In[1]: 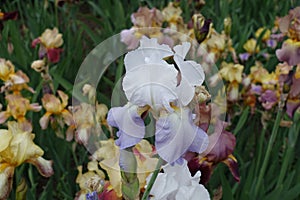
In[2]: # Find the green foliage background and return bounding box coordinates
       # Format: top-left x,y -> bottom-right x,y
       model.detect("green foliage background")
1,0 -> 300,199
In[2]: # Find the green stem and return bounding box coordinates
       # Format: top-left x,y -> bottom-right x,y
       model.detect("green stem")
142,157 -> 164,200
254,109 -> 282,197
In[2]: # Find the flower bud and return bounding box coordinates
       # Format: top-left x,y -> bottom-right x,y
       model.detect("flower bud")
82,84 -> 96,103
224,17 -> 232,36
193,14 -> 212,44
31,60 -> 46,72
0,59 -> 15,81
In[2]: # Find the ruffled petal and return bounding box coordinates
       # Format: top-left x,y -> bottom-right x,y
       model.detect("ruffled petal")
163,160 -> 194,185
149,172 -> 178,199
123,64 -> 178,111
174,42 -> 205,86
120,28 -> 140,50
155,108 -> 208,163
124,37 -> 173,72
8,125 -> 44,166
276,40 -> 300,66
107,104 -> 145,149
173,42 -> 190,58
172,43 -> 205,106
0,130 -> 12,151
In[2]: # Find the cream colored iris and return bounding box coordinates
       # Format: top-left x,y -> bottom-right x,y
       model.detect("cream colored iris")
0,122 -> 53,199
39,27 -> 63,48
39,90 -> 73,130
243,38 -> 260,54
0,59 -> 14,81
92,139 -> 158,197
219,62 -> 244,83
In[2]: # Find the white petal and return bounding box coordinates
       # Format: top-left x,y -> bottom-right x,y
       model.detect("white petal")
149,173 -> 178,199
124,37 -> 173,72
123,64 -> 178,111
163,160 -> 192,185
173,42 -> 191,58
176,184 -> 210,200
174,55 -> 205,86
175,77 -> 195,106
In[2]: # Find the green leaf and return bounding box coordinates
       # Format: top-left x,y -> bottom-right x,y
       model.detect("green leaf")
219,169 -> 234,200
234,106 -> 250,135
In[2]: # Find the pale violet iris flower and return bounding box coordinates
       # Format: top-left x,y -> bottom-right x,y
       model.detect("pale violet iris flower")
147,159 -> 210,200
107,37 -> 208,164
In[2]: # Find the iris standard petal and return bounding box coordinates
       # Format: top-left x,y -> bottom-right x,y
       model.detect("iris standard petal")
276,40 -> 300,66
173,42 -> 205,86
107,104 -> 145,149
172,43 -> 205,106
0,129 -> 12,151
163,160 -> 195,185
175,77 -> 195,106
123,64 -> 178,111
173,42 -> 190,58
124,37 -> 173,72
149,173 -> 178,199
155,108 -> 208,163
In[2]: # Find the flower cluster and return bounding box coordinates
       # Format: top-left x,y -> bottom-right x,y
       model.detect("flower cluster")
0,58 -> 40,132
121,2 -> 210,49
119,2 -> 241,193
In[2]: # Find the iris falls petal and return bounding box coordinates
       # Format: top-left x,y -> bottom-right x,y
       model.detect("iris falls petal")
107,104 -> 145,149
155,108 -> 208,163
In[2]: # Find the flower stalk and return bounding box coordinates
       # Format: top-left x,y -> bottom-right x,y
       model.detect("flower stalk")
141,157 -> 164,200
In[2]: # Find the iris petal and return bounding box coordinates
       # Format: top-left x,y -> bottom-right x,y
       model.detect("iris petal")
107,104 -> 145,149
123,64 -> 178,111
155,108 -> 208,163
174,42 -> 205,86
172,42 -> 205,106
124,37 -> 173,72
175,77 -> 195,106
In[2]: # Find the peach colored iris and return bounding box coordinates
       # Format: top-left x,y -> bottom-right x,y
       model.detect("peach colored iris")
39,90 -> 73,131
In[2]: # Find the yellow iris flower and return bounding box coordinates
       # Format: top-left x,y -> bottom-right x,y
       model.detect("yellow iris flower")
0,122 -> 53,199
